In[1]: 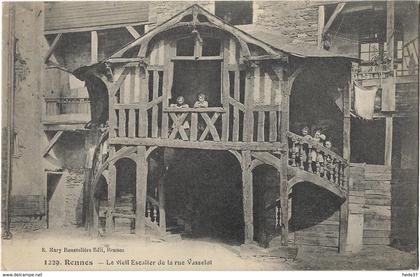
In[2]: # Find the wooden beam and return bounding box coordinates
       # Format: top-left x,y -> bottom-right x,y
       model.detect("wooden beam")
242,150 -> 254,243
44,33 -> 62,64
322,3 -> 346,37
42,131 -> 64,157
109,137 -> 286,152
317,5 -> 325,48
126,26 -> 141,39
91,31 -> 98,64
384,116 -> 393,166
105,146 -> 116,234
136,146 -> 148,237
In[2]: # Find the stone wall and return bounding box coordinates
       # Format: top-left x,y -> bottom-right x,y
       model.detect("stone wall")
147,1 -> 319,46
253,1 -> 318,45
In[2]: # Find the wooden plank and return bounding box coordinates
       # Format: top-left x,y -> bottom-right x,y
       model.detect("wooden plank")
135,146 -> 148,236
199,112 -> 221,141
269,111 -> 277,142
384,116 -> 393,166
257,111 -> 265,142
118,108 -> 126,137
161,39 -> 173,139
128,109 -> 136,138
222,38 -> 230,142
91,31 -> 98,64
322,3 -> 346,37
242,150 -> 253,243
228,97 -> 245,111
317,5 -> 325,48
233,69 -> 241,142
190,112 -> 198,141
138,69 -> 148,137
244,69 -> 254,142
44,33 -> 62,63
106,148 -> 116,233
126,25 -> 141,39
152,71 -> 159,138
110,137 -> 286,152
42,130 -> 64,157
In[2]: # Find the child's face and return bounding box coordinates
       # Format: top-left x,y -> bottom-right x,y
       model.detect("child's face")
314,130 -> 321,138
198,95 -> 205,102
302,128 -> 309,136
177,97 -> 184,104
325,141 -> 332,148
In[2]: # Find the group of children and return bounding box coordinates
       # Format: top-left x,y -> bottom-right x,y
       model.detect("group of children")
170,93 -> 209,108
301,126 -> 333,150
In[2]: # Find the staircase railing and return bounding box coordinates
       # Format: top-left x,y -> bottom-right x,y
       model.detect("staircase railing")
287,132 -> 348,191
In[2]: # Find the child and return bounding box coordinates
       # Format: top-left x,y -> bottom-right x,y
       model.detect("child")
301,126 -> 312,139
170,96 -> 189,108
194,93 -> 209,108
313,129 -> 326,144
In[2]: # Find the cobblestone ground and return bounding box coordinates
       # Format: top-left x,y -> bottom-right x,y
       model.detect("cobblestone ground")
1,227 -> 417,271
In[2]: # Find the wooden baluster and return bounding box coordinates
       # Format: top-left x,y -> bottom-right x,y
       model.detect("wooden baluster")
318,151 -> 325,178
290,140 -> 296,166
153,206 -> 158,224
334,159 -> 339,184
315,150 -> 321,175
325,155 -> 331,181
340,162 -> 345,188
190,112 -> 198,141
307,145 -> 313,173
146,201 -> 150,218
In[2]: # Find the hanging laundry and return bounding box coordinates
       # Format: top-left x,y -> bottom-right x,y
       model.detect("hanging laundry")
354,82 -> 377,120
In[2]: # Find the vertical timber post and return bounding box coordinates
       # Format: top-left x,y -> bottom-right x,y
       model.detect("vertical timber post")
339,69 -> 352,253
136,146 -> 148,237
158,157 -> 166,232
242,150 -> 253,243
106,146 -> 116,234
280,69 -> 290,246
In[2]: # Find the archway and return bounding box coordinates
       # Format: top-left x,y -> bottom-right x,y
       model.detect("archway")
162,148 -> 244,244
289,181 -> 344,250
113,157 -> 137,233
252,164 -> 281,248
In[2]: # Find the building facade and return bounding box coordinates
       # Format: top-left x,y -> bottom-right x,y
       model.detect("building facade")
2,1 -> 418,254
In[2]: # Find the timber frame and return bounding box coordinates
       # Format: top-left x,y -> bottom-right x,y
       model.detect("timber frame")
79,5 -> 354,251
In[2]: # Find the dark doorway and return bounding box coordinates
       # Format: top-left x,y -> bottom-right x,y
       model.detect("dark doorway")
164,149 -> 244,244
46,172 -> 63,229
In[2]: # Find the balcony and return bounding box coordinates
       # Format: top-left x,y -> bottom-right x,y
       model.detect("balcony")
43,97 -> 91,129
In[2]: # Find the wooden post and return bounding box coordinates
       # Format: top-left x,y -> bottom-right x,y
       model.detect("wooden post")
91,31 -> 98,64
244,68 -> 254,142
136,146 -> 148,237
2,2 -> 15,240
385,116 -> 393,166
317,5 -> 325,48
158,168 -> 166,233
280,71 -> 290,246
106,147 -> 116,234
339,75 -> 352,253
241,150 -> 254,243
384,1 -> 395,167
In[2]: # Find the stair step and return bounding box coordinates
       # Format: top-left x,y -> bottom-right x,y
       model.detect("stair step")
163,233 -> 182,241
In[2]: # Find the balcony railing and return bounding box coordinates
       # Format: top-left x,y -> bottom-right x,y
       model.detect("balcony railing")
44,97 -> 91,124
287,131 -> 348,191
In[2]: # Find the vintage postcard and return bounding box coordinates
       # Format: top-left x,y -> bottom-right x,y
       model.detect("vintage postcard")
1,0 -> 418,272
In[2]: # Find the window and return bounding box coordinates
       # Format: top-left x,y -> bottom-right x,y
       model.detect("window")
215,1 -> 253,25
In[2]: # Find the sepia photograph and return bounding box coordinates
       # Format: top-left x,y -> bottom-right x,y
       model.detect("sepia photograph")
1,0 -> 419,272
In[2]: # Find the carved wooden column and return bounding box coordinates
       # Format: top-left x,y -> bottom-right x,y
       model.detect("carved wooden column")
242,150 -> 254,243
136,146 -> 148,237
